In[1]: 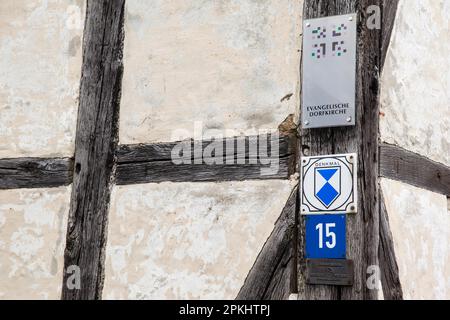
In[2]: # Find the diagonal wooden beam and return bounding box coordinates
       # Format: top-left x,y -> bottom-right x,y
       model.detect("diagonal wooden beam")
236,186 -> 298,300
380,0 -> 399,71
378,189 -> 403,300
0,157 -> 73,189
61,0 -> 125,300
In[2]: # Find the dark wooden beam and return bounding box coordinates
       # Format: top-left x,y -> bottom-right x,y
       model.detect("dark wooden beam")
237,187 -> 298,300
61,0 -> 125,300
0,157 -> 73,189
379,190 -> 403,300
298,0 -> 383,300
116,134 -> 297,185
380,143 -> 450,196
0,133 -> 297,190
116,160 -> 293,184
116,134 -> 295,163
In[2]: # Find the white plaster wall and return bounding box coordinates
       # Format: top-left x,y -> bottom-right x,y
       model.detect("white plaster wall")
0,186 -> 71,300
380,0 -> 450,165
381,179 -> 449,300
0,0 -> 85,158
103,180 -> 296,300
119,0 -> 302,144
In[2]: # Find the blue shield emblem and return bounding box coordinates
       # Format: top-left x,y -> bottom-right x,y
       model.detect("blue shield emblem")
314,167 -> 341,208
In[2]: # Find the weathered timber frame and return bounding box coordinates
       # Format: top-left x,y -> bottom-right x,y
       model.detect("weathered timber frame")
115,133 -> 297,184
297,0 -> 398,300
60,0 -> 126,300
0,0 -> 449,300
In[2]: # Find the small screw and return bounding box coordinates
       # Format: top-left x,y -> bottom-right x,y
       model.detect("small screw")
349,17 -> 353,21
304,121 -> 310,126
350,206 -> 356,211
306,23 -> 311,27
346,117 -> 352,123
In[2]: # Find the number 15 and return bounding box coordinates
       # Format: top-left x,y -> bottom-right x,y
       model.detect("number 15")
316,223 -> 336,249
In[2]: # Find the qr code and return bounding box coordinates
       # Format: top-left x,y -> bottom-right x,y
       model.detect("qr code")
310,23 -> 349,59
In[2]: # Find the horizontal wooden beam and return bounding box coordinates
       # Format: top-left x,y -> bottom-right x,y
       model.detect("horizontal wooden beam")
2,142 -> 448,194
115,134 -> 297,185
0,135 -> 297,189
116,134 -> 295,162
0,157 -> 73,190
379,143 -> 450,195
237,187 -> 297,300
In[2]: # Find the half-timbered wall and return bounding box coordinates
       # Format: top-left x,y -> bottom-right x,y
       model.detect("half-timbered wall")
0,0 -> 448,300
103,0 -> 302,299
379,0 -> 449,299
0,0 -> 85,299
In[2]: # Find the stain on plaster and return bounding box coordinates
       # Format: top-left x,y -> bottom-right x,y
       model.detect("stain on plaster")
380,0 -> 450,165
103,180 -> 296,300
119,0 -> 303,144
0,186 -> 71,300
0,0 -> 85,158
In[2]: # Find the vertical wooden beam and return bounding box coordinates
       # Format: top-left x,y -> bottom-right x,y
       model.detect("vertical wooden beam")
298,0 -> 382,300
61,0 -> 125,300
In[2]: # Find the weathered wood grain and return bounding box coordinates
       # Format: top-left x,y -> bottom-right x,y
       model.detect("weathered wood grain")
0,134 -> 297,189
61,0 -> 125,300
298,0 -> 383,300
380,143 -> 450,196
237,187 -> 298,300
116,134 -> 296,184
116,159 -> 293,184
116,134 -> 296,164
379,190 -> 403,300
0,158 -> 73,189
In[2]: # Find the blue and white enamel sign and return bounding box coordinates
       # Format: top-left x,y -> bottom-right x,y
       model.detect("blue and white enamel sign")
306,214 -> 346,259
301,153 -> 357,215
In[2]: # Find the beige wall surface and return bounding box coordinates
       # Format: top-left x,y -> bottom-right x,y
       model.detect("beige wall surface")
381,179 -> 449,300
380,0 -> 450,165
0,186 -> 71,300
119,0 -> 302,144
0,0 -> 85,158
103,180 -> 296,299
